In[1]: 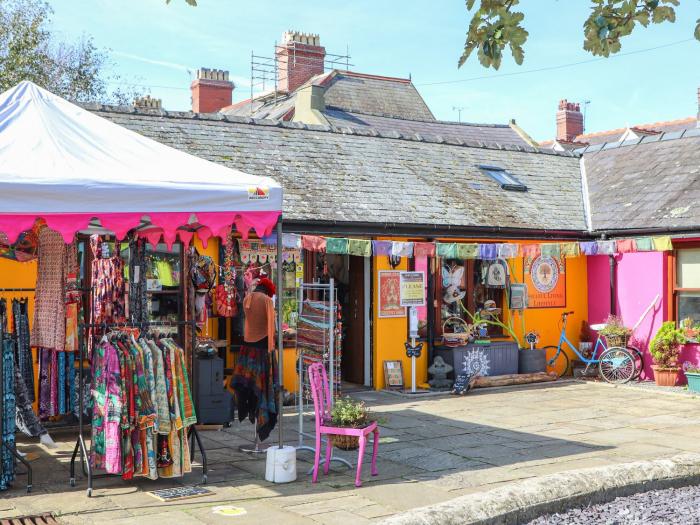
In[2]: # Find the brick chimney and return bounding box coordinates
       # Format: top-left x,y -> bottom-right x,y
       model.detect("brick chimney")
556,99 -> 584,141
190,68 -> 234,113
276,31 -> 326,93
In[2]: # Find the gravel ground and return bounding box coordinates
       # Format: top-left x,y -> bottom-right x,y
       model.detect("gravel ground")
526,484 -> 700,524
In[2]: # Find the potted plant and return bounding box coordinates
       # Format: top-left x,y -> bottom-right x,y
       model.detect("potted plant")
683,362 -> 700,393
649,321 -> 687,386
518,331 -> 546,373
680,317 -> 700,342
579,321 -> 593,359
599,315 -> 633,348
329,397 -> 374,450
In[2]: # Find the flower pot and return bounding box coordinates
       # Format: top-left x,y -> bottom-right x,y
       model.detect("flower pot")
330,434 -> 359,451
686,372 -> 700,393
652,365 -> 680,387
518,348 -> 546,374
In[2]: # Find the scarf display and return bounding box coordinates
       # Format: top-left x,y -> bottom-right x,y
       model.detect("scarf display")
89,333 -> 195,479
1,336 -> 15,491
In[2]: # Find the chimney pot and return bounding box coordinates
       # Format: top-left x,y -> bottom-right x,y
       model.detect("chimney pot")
134,95 -> 162,110
191,67 -> 234,113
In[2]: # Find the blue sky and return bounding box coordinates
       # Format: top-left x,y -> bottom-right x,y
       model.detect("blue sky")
47,0 -> 700,140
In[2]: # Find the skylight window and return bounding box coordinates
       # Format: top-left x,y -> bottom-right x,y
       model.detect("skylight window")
478,165 -> 527,192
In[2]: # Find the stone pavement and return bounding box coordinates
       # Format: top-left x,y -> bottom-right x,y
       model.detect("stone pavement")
3,380 -> 700,524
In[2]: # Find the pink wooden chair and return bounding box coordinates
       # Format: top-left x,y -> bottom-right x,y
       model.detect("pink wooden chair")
308,362 -> 379,487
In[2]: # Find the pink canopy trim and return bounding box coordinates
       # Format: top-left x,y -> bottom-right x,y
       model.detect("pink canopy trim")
0,210 -> 280,244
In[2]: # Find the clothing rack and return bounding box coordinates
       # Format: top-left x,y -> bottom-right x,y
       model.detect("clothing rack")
69,319 -> 207,497
0,291 -> 34,493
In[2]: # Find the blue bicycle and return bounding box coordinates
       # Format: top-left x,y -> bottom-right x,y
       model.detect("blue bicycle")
544,311 -> 638,383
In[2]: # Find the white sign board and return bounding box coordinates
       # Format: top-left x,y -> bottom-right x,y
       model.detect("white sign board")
399,271 -> 426,307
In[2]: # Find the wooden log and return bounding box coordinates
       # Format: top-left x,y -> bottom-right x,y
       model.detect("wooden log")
473,372 -> 557,388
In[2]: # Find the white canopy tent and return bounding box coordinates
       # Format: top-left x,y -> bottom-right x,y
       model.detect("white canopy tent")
0,81 -> 287,456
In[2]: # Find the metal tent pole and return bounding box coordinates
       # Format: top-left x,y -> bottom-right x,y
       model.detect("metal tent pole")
276,219 -> 284,449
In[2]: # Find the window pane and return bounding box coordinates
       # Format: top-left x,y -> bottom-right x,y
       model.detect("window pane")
678,291 -> 700,325
677,248 -> 700,288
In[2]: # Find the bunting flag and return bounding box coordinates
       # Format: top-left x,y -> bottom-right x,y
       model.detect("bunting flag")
242,233 -> 675,260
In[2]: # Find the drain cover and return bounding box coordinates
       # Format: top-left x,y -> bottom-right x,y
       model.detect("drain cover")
1,513 -> 59,525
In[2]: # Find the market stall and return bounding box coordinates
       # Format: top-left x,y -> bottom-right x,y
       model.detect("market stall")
0,81 -> 284,495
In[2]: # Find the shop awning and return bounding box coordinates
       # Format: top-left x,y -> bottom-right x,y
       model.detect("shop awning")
0,81 -> 282,243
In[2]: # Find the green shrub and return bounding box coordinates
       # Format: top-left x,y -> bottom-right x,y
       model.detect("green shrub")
330,397 -> 371,428
650,321 -> 687,368
598,315 -> 632,338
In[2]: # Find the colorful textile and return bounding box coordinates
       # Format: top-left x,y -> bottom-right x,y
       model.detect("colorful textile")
580,241 -> 598,256
301,235 -> 326,253
455,243 -> 479,259
391,241 -> 414,257
14,365 -> 45,438
596,240 -> 616,255
478,244 -> 497,260
413,242 -> 436,258
282,233 -> 301,249
31,225 -> 67,350
616,239 -> 636,253
147,340 -> 171,434
540,244 -> 561,258
12,299 -> 33,401
521,244 -> 541,259
348,239 -> 372,257
560,242 -> 581,258
652,236 -> 673,251
57,351 -> 66,415
326,237 -> 349,255
634,237 -> 653,251
371,240 -> 392,256
227,342 -> 278,442
164,339 -> 197,428
498,244 -> 520,259
38,348 -> 50,420
89,236 -> 126,353
436,243 -> 456,259
90,340 -> 123,474
0,224 -> 40,262
1,337 -> 16,491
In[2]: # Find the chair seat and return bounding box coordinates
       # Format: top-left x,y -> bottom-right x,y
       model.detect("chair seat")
319,420 -> 377,437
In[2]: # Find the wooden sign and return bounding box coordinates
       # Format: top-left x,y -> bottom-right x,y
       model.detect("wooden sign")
148,486 -> 213,502
383,360 -> 404,389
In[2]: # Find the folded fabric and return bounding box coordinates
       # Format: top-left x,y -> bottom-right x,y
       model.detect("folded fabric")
579,241 -> 598,256
541,244 -> 561,258
497,244 -> 519,259
616,239 -> 635,253
521,244 -> 541,259
282,233 -> 301,249
455,243 -> 479,259
391,241 -> 414,257
348,239 -> 372,257
326,237 -> 349,254
634,237 -> 653,251
596,240 -> 616,255
301,235 -> 326,253
372,240 -> 392,256
478,244 -> 498,260
413,242 -> 436,258
560,242 -> 580,258
652,236 -> 673,251
436,243 -> 456,259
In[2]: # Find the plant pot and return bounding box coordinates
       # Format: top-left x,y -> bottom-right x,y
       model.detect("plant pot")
518,348 -> 546,374
330,434 -> 360,451
652,365 -> 680,387
686,372 -> 700,393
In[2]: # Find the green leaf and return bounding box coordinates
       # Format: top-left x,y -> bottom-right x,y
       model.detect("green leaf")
695,18 -> 700,41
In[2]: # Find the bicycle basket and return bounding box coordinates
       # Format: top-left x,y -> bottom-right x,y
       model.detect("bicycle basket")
605,334 -> 630,347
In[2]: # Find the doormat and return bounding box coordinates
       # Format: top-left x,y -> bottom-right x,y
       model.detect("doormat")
212,505 -> 248,517
1,513 -> 58,525
147,485 -> 213,502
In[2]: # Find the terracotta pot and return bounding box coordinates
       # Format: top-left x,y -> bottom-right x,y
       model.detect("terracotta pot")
651,365 -> 680,387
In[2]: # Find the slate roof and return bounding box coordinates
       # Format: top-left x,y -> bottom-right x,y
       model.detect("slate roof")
224,70 -> 435,122
86,105 -> 587,233
322,109 -> 531,147
575,116 -> 697,146
583,129 -> 700,231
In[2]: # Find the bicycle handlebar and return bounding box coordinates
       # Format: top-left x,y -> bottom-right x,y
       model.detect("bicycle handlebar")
561,311 -> 575,318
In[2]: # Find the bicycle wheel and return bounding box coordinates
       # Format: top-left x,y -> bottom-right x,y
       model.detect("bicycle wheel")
543,346 -> 570,377
626,345 -> 644,380
599,347 -> 636,383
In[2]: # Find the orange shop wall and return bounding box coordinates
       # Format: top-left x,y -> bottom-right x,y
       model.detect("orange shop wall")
371,239 -> 589,391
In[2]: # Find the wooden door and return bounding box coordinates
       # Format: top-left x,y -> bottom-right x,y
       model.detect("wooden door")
342,256 -> 365,384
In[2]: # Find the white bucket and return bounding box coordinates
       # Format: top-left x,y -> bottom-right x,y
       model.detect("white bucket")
264,445 -> 297,483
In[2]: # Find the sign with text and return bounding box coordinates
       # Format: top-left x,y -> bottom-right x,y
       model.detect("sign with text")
378,270 -> 404,318
399,271 -> 426,307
